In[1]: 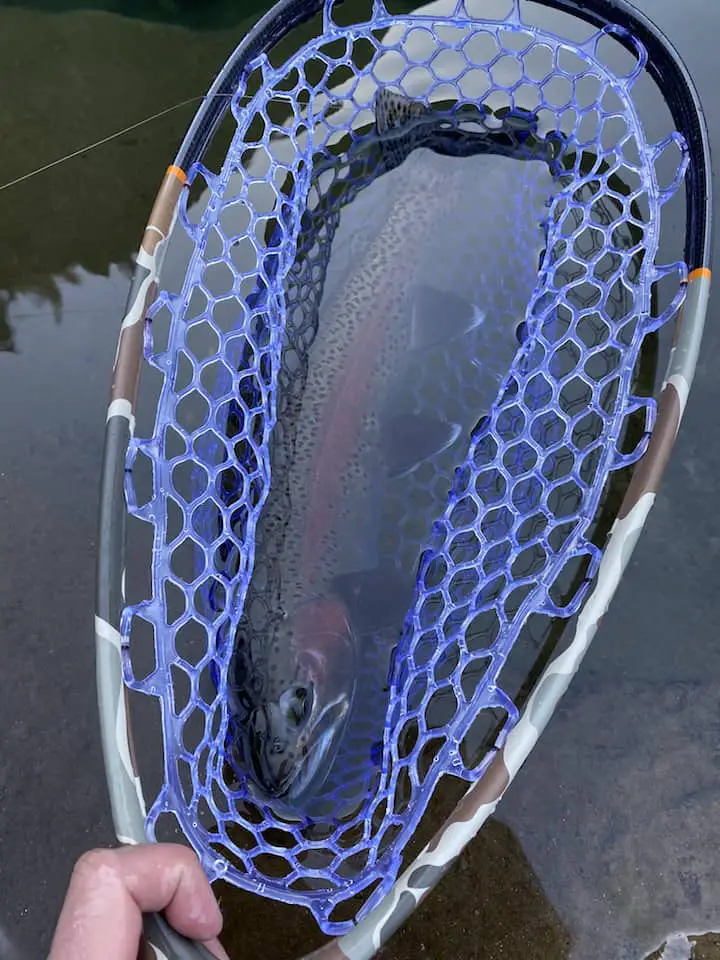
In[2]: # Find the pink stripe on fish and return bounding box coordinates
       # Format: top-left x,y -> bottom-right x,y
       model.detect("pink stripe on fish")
300,276 -> 399,582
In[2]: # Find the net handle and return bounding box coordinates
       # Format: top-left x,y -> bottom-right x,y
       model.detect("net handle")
95,0 -> 712,958
143,914 -> 218,960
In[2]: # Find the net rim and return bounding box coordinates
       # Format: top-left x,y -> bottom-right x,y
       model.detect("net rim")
95,0 -> 712,957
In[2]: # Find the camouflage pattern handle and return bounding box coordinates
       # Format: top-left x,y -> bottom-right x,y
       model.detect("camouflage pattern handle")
95,165 -> 217,960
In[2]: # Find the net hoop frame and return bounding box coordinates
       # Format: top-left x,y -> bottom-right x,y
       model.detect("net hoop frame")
95,0 -> 712,957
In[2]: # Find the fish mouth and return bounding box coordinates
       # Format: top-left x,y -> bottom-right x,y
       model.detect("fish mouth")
246,693 -> 351,806
284,696 -> 351,804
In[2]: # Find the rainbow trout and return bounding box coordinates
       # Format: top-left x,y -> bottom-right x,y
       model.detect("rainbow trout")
230,90 -> 537,806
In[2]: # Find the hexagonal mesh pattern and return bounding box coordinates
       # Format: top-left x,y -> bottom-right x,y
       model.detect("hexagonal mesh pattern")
122,0 -> 688,934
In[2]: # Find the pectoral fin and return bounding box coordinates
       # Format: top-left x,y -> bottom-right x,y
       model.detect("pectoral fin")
380,412 -> 462,479
411,284 -> 486,351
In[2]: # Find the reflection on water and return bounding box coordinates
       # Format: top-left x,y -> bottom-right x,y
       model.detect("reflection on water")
1,0 -> 718,956
0,3 -> 242,348
17,0 -> 269,31
0,297 -> 13,352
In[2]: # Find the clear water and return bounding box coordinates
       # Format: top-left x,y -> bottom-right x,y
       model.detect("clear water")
1,0 -> 720,958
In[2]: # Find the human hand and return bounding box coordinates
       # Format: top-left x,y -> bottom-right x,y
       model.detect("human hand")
48,843 -> 229,960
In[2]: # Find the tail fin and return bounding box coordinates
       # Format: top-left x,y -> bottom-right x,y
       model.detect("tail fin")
374,89 -> 434,170
375,88 -> 432,135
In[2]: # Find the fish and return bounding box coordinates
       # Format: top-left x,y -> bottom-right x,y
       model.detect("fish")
226,89 -> 512,809
227,88 -> 550,809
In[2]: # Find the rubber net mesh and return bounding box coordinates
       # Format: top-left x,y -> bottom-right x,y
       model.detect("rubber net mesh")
122,0 -> 688,933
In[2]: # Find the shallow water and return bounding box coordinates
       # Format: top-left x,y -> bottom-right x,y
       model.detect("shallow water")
1,1 -> 720,958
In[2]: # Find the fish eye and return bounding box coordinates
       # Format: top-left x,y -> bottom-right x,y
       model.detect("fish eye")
279,684 -> 313,727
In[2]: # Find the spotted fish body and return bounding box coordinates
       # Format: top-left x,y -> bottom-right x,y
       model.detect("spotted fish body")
239,164 -> 464,803
231,90 -> 536,807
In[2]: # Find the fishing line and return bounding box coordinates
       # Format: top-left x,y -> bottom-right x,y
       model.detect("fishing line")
0,93 -> 250,193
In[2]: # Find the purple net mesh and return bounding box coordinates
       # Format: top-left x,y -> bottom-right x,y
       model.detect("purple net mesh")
121,0 -> 688,934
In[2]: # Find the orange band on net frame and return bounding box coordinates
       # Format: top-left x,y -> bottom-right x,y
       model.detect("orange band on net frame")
689,267 -> 711,281
166,164 -> 188,184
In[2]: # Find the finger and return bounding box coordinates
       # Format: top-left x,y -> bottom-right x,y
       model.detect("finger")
49,844 -> 223,960
200,938 -> 231,960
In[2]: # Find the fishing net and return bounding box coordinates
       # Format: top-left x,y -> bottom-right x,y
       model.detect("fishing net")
119,0 -> 693,936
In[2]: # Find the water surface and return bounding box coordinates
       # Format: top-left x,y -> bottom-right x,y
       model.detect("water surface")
1,1 -> 720,958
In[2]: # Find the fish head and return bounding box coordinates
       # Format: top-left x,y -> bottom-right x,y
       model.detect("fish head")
245,597 -> 356,805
